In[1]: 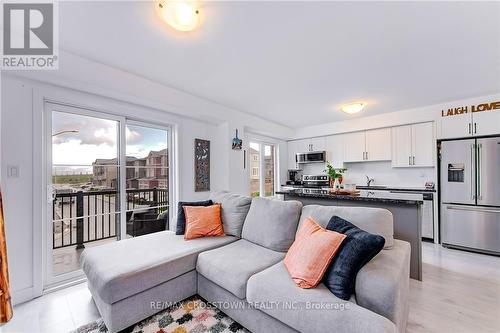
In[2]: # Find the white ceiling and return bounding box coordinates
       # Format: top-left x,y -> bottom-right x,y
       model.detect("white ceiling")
59,1 -> 500,128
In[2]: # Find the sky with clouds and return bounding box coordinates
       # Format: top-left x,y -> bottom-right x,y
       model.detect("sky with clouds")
52,112 -> 167,173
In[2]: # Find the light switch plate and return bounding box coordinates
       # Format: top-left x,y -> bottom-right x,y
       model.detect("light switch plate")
7,165 -> 19,178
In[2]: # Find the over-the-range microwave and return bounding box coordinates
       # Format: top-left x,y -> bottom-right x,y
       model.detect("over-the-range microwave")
296,151 -> 326,164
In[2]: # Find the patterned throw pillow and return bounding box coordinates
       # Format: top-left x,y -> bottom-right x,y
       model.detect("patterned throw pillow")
176,200 -> 213,235
284,217 -> 346,288
324,215 -> 385,300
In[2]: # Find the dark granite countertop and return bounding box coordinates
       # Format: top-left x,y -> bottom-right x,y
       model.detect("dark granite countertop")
282,185 -> 436,193
276,189 -> 424,205
354,186 -> 436,193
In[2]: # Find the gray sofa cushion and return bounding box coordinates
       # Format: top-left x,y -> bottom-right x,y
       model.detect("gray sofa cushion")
298,205 -> 394,249
355,239 -> 411,333
81,231 -> 237,304
196,239 -> 284,299
241,197 -> 303,252
247,261 -> 396,333
210,191 -> 252,237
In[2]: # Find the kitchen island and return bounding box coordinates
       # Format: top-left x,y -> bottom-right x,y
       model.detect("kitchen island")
277,189 -> 423,280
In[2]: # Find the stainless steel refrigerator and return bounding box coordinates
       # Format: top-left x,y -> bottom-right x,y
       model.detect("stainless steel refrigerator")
440,136 -> 500,254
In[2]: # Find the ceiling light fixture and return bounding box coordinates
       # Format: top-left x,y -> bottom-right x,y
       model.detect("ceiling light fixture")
158,1 -> 200,32
341,102 -> 366,114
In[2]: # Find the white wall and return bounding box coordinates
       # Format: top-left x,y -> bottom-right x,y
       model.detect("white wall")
292,93 -> 500,139
1,52 -> 293,305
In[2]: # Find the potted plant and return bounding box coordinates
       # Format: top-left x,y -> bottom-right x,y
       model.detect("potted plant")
324,162 -> 347,189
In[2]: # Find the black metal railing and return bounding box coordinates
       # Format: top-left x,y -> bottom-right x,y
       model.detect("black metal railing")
52,188 -> 168,249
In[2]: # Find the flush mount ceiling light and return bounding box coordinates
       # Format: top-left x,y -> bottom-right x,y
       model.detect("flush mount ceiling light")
341,102 -> 366,114
158,1 -> 200,32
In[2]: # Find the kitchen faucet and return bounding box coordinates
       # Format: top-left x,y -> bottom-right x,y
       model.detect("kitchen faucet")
366,175 -> 374,187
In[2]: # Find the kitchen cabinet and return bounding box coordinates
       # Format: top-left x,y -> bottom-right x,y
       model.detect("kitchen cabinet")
392,122 -> 434,167
437,109 -> 500,139
287,140 -> 299,169
343,131 -> 366,162
366,128 -> 392,161
344,128 -> 391,162
437,113 -> 472,139
287,137 -> 327,169
326,134 -> 345,168
473,110 -> 500,136
309,137 -> 326,152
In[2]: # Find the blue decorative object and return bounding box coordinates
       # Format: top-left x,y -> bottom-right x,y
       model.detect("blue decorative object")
232,129 -> 242,150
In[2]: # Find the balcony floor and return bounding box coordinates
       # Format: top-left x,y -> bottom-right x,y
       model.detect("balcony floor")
52,238 -> 117,276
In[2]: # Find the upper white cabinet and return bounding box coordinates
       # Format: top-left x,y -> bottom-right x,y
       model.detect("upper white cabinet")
473,110 -> 500,136
343,131 -> 365,162
287,137 -> 327,169
343,128 -> 391,162
392,122 -> 434,167
437,113 -> 472,139
412,122 -> 435,166
325,134 -> 345,168
438,109 -> 500,139
391,125 -> 413,167
287,140 -> 299,169
366,128 -> 392,161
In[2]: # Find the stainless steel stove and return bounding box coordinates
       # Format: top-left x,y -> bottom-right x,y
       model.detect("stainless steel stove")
302,175 -> 329,188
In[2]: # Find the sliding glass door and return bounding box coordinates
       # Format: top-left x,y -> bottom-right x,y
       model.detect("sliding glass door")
249,141 -> 276,197
46,103 -> 171,286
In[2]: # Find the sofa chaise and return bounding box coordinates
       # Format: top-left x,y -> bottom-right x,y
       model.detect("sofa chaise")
81,192 -> 410,333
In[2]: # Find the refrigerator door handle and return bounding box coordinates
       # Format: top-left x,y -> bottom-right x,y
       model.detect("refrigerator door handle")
477,143 -> 482,200
446,205 -> 500,214
470,143 -> 475,200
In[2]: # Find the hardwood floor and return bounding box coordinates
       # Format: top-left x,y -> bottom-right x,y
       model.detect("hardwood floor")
2,242 -> 499,332
407,242 -> 500,333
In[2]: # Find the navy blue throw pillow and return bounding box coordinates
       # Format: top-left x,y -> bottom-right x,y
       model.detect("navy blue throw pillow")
324,215 -> 385,300
176,200 -> 213,235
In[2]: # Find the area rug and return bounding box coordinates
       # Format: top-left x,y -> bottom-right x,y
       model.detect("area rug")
71,295 -> 250,333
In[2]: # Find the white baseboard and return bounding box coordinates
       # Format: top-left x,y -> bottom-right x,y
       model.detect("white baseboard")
11,287 -> 35,306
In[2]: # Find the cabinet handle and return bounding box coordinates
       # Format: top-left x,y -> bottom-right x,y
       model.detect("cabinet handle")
468,123 -> 471,134
474,123 -> 477,134
413,156 -> 415,165
365,152 -> 368,160
409,156 -> 412,166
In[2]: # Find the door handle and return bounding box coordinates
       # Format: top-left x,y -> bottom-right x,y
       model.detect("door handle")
477,143 -> 482,200
470,144 -> 475,200
446,205 -> 500,214
474,123 -> 477,134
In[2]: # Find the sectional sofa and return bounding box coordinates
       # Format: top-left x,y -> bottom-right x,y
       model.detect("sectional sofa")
81,192 -> 410,333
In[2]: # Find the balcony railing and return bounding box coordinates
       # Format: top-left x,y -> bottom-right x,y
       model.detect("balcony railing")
52,188 -> 168,249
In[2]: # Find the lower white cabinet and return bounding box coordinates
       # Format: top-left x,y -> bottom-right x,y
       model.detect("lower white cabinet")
392,122 -> 434,167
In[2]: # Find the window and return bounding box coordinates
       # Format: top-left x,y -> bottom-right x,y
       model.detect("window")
48,104 -> 171,286
249,141 -> 276,197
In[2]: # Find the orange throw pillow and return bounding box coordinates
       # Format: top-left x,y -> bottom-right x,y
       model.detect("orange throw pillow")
284,217 -> 346,288
183,204 -> 225,240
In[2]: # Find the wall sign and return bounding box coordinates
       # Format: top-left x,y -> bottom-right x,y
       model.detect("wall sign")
441,101 -> 500,117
